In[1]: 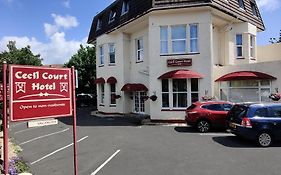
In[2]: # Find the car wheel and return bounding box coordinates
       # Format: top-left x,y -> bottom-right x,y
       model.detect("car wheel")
196,120 -> 210,133
257,132 -> 272,147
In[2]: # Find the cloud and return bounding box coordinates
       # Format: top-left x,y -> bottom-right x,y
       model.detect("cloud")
51,14 -> 78,29
62,0 -> 70,8
44,14 -> 78,37
0,14 -> 85,65
256,0 -> 280,11
0,34 -> 84,65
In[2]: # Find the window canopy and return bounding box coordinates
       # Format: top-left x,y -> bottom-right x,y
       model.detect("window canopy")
215,71 -> 276,82
94,77 -> 105,84
158,69 -> 203,79
121,83 -> 148,92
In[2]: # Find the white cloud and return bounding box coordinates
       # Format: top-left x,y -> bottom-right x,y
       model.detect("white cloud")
62,0 -> 70,8
44,23 -> 59,37
256,0 -> 280,11
51,14 -> 78,29
0,14 -> 85,65
0,35 -> 84,65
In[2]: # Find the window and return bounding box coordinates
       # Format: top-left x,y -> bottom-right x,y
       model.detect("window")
160,26 -> 168,54
269,106 -> 281,118
121,0 -> 129,15
206,104 -> 224,111
250,2 -> 257,16
136,37 -> 144,62
109,43 -> 115,64
250,35 -> 255,58
110,83 -> 116,105
191,78 -> 199,103
190,24 -> 198,53
100,84 -> 105,104
173,79 -> 188,108
99,45 -> 104,66
219,80 -> 271,103
238,0 -> 245,9
236,34 -> 243,58
96,18 -> 102,31
254,108 -> 268,117
109,10 -> 116,23
171,25 -> 186,53
162,79 -> 169,108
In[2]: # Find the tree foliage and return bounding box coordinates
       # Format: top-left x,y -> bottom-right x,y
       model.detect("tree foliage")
64,45 -> 96,94
269,30 -> 281,44
0,41 -> 43,66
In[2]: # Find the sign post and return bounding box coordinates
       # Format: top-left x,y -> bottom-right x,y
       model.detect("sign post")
3,63 -> 9,175
71,66 -> 78,175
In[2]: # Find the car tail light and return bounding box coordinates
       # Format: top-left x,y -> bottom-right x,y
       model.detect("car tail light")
241,117 -> 252,128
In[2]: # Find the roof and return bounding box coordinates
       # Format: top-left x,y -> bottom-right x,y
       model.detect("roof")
87,0 -> 264,43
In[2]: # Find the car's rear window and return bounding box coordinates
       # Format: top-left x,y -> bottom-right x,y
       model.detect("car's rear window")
228,105 -> 249,119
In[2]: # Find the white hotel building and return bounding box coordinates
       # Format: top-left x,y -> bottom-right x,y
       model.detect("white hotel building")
87,0 -> 281,122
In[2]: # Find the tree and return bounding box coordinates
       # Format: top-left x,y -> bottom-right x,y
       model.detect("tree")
65,45 -> 96,94
269,29 -> 281,44
0,41 -> 43,66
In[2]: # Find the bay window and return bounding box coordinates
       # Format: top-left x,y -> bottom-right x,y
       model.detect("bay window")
160,26 -> 168,54
136,37 -> 144,62
162,79 -> 169,108
100,84 -> 105,104
161,78 -> 200,109
250,35 -> 255,58
171,25 -> 186,53
236,34 -> 243,58
109,43 -> 115,64
219,80 -> 271,102
190,24 -> 198,53
99,45 -> 104,66
173,79 -> 188,108
110,83 -> 116,105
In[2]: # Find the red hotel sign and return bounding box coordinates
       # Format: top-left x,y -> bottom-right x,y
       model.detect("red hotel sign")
9,65 -> 73,121
167,58 -> 192,67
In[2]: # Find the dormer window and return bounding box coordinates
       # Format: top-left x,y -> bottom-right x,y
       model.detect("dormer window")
238,0 -> 245,10
250,2 -> 258,16
121,0 -> 129,15
109,10 -> 116,23
96,18 -> 102,31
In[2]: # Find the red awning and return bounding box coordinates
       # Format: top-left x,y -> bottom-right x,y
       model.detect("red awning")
94,77 -> 105,84
107,77 -> 117,84
121,83 -> 148,92
215,71 -> 276,82
158,69 -> 203,79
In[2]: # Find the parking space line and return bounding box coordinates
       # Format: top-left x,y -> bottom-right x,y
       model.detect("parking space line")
19,128 -> 70,146
91,149 -> 121,175
30,136 -> 88,165
14,127 -> 39,134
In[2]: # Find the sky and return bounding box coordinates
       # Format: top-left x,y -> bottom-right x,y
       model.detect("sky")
0,0 -> 280,65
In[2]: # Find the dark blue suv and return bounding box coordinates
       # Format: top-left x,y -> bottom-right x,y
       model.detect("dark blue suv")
227,103 -> 281,147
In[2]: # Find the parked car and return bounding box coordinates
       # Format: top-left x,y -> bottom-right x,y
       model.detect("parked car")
227,103 -> 281,147
76,93 -> 95,107
185,101 -> 233,132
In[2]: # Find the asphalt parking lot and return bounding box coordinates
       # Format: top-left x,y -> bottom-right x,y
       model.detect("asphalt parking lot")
9,108 -> 281,175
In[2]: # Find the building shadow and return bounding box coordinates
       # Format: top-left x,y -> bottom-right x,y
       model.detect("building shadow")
57,107 -> 141,127
212,136 -> 281,148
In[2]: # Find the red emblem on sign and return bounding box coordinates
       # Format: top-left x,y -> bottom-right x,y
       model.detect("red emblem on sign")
9,65 -> 73,121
